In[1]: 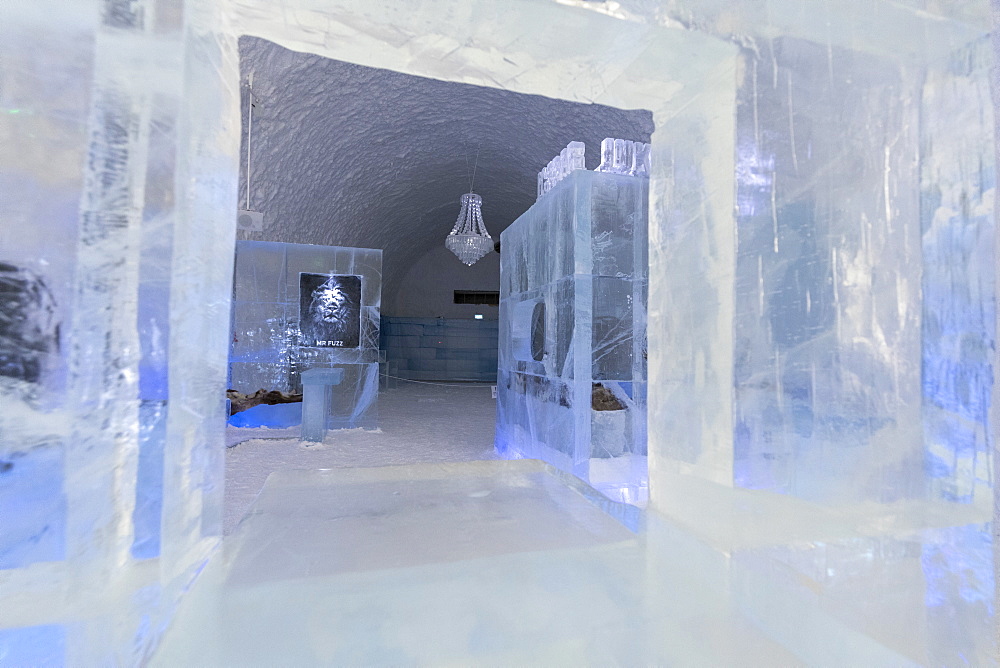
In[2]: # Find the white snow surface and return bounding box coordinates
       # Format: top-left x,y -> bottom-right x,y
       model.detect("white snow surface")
224,382 -> 498,534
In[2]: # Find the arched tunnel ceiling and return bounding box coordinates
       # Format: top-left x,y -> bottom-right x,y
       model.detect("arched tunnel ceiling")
239,36 -> 653,298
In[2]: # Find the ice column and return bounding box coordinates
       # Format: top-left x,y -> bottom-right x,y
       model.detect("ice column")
0,0 -> 239,663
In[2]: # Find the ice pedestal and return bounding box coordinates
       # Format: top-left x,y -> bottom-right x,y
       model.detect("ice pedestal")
300,367 -> 345,441
300,363 -> 378,435
497,170 -> 648,504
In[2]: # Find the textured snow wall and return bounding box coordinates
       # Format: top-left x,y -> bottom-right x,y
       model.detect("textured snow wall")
235,36 -> 654,306
231,241 -> 382,429
497,170 -> 648,504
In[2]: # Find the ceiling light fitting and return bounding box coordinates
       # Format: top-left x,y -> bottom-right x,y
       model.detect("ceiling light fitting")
445,192 -> 493,266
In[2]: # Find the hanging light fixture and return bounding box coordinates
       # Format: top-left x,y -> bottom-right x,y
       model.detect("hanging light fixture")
445,192 -> 493,266
446,145 -> 492,266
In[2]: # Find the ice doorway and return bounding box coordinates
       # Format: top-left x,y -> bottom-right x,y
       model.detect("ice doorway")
223,37 -> 654,532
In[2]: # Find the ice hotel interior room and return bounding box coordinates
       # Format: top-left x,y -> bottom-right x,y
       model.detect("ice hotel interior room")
1,0 -> 997,664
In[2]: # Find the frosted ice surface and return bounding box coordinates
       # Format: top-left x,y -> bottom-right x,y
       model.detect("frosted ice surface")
230,240 -> 382,429
498,170 -> 648,504
153,459 -> 966,665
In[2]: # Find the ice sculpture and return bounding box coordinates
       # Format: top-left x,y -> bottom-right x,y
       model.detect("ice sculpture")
230,241 -> 382,429
536,141 -> 585,199
498,169 -> 648,505
595,137 -> 650,176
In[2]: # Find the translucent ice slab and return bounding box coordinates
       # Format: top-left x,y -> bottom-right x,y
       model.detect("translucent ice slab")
152,459 -> 988,665
498,170 -> 648,504
230,240 -> 382,394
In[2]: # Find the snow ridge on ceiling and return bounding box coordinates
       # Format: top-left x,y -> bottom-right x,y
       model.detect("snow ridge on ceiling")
238,36 -> 653,298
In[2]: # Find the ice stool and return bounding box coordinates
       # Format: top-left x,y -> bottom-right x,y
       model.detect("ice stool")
300,367 -> 345,442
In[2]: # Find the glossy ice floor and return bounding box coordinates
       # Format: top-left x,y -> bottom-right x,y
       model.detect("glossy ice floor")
152,459 -> 992,665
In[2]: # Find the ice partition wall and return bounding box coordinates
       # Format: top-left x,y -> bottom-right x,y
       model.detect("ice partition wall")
230,241 -> 382,429
497,170 -> 648,504
1,1 -> 238,663
727,37 -> 995,505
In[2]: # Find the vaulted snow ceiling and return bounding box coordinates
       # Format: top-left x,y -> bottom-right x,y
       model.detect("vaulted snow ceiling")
239,37 -> 653,298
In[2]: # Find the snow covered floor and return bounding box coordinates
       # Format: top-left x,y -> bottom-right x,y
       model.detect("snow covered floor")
224,381 -> 498,534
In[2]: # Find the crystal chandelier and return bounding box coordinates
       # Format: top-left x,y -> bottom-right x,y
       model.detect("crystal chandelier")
445,192 -> 493,266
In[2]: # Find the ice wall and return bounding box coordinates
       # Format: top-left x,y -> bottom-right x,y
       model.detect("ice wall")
497,170 -> 648,504
732,37 -> 924,503
1,0 -> 238,663
728,31 -> 994,513
651,24 -> 996,665
230,240 -> 382,428
381,317 -> 498,383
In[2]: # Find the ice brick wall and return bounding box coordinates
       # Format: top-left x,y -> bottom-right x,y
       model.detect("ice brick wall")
1,0 -> 239,663
732,37 -> 924,503
230,241 -> 382,390
381,317 -> 498,382
730,34 -> 995,509
497,170 -> 648,504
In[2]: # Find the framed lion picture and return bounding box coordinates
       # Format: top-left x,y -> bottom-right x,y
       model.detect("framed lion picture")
298,273 -> 362,348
